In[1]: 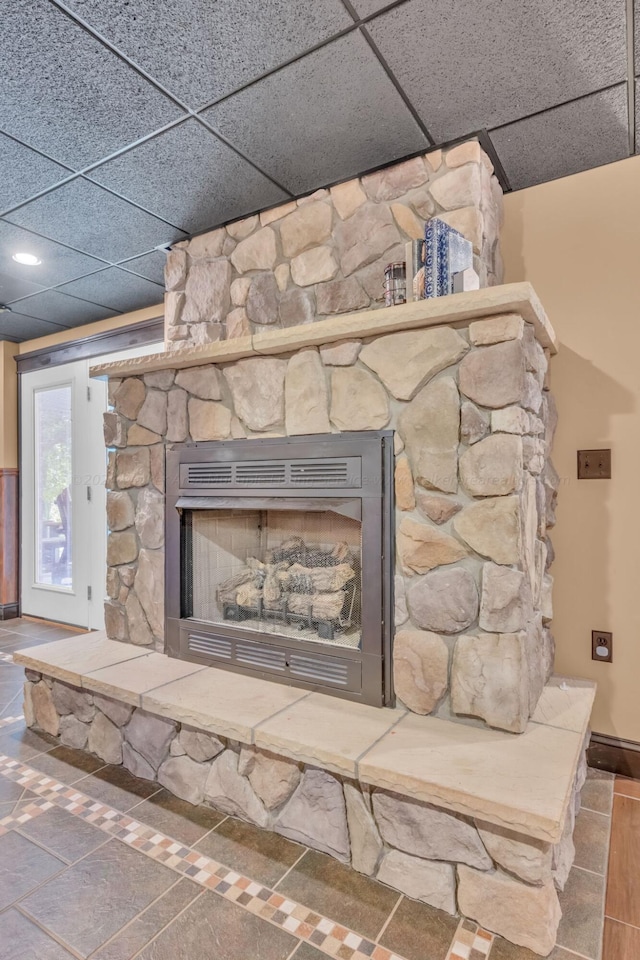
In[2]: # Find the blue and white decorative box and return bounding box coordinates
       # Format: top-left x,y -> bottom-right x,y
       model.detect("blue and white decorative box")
424,217 -> 474,298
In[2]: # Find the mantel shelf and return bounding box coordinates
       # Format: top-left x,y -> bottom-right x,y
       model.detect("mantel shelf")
90,281 -> 557,379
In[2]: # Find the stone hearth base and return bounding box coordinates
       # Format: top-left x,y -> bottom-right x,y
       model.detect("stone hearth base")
15,634 -> 594,957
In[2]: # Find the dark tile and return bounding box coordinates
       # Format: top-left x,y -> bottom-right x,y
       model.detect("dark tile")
136,888 -> 296,960
573,808 -> 610,875
367,0 -> 626,140
379,895 -> 458,960
56,267 -> 164,313
92,878 -> 201,960
88,118 -> 288,234
6,179 -> 186,263
18,805 -> 107,863
117,249 -> 167,285
580,772 -> 613,815
8,289 -> 118,326
0,631 -> 68,651
74,764 -> 160,811
0,0 -> 181,168
490,936 -> 582,959
292,945 -> 329,960
21,838 -> 176,956
2,619 -> 76,638
61,0 -> 352,107
490,86 -> 629,190
132,789 -> 225,847
204,31 -> 427,195
0,219 -> 107,288
0,132 -> 72,215
278,849 -> 399,941
556,866 -> 606,959
0,908 -> 76,959
0,775 -> 28,803
0,831 -> 65,910
195,815 -> 303,887
0,723 -> 57,761
0,270 -> 47,305
30,744 -> 106,784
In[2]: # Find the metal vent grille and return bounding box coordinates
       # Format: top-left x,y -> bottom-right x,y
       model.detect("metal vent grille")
181,457 -> 361,490
188,633 -> 232,659
185,464 -> 233,486
182,628 -> 356,690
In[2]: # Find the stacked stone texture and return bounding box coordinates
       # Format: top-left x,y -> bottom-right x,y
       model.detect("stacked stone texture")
104,312 -> 559,737
25,672 -> 582,956
164,141 -> 503,349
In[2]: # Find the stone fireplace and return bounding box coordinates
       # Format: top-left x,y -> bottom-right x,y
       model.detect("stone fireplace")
165,432 -> 394,705
16,143 -> 595,957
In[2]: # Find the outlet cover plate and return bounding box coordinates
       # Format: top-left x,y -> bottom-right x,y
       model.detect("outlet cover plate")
578,449 -> 611,479
592,630 -> 613,662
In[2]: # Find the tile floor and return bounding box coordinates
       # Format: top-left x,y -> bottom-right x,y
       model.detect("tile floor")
0,618 -> 629,960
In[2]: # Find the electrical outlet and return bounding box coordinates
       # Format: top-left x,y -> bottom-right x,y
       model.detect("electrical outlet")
592,631 -> 613,662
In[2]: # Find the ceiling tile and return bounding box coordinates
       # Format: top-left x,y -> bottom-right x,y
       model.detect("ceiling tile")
61,0 -> 352,108
9,289 -> 119,327
202,31 -> 429,195
87,119 -> 289,234
351,0 -> 396,16
0,0 -> 183,168
0,134 -> 72,215
366,0 -> 627,140
490,86 -> 630,190
5,179 -> 186,263
117,250 -> 167,285
0,310 -> 67,342
0,220 -> 107,287
0,271 -> 46,305
56,267 -> 164,313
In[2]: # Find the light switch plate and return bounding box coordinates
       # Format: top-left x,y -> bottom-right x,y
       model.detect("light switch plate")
578,449 -> 611,479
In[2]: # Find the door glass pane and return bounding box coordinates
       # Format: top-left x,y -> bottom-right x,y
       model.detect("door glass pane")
35,385 -> 73,589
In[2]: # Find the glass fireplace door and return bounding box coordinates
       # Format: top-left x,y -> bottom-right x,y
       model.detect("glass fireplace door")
184,503 -> 363,651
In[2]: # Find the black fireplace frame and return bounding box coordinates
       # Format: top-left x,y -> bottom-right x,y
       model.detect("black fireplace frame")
165,432 -> 395,707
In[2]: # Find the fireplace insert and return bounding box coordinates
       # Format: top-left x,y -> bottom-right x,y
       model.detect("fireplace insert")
165,432 -> 394,706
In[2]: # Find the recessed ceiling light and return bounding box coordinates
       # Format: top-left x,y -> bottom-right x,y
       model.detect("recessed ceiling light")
12,252 -> 41,265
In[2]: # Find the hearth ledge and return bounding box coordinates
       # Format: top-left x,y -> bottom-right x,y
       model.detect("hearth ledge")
89,282 -> 557,380
14,633 -> 593,845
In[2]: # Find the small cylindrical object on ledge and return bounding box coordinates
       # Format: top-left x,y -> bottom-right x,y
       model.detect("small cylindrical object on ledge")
383,261 -> 406,307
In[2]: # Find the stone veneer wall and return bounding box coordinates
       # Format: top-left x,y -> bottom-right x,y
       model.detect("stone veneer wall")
165,140 -> 503,350
103,311 -> 559,737
24,672 -> 585,956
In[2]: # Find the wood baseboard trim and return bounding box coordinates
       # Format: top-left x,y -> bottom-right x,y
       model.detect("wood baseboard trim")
589,732 -> 640,779
0,603 -> 20,620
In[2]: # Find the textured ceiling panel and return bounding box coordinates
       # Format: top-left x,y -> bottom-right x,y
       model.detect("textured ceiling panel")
87,119 -> 289,234
0,134 -> 72,215
203,31 -> 429,195
490,85 -> 630,189
61,0 -> 353,108
0,0 -> 182,168
366,0 -> 627,141
117,250 -> 168,285
56,267 -> 164,313
0,271 -> 46,306
0,220 -> 106,288
0,310 -> 68,341
8,289 -> 118,326
6,179 -> 186,263
351,0 -> 396,17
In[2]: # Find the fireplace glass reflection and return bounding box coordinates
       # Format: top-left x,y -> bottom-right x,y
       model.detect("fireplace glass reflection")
185,507 -> 362,649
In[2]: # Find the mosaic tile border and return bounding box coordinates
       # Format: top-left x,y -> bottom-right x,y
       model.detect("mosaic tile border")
446,919 -> 493,959
0,753 -> 424,960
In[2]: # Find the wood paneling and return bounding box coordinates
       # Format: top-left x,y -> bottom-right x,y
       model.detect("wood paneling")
605,793 -> 640,928
0,468 -> 19,616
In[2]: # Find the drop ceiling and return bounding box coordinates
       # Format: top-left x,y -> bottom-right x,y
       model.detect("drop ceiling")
0,0 -> 635,342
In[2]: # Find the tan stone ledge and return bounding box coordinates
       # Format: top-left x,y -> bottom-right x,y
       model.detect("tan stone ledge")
90,283 -> 557,380
14,635 -> 592,843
